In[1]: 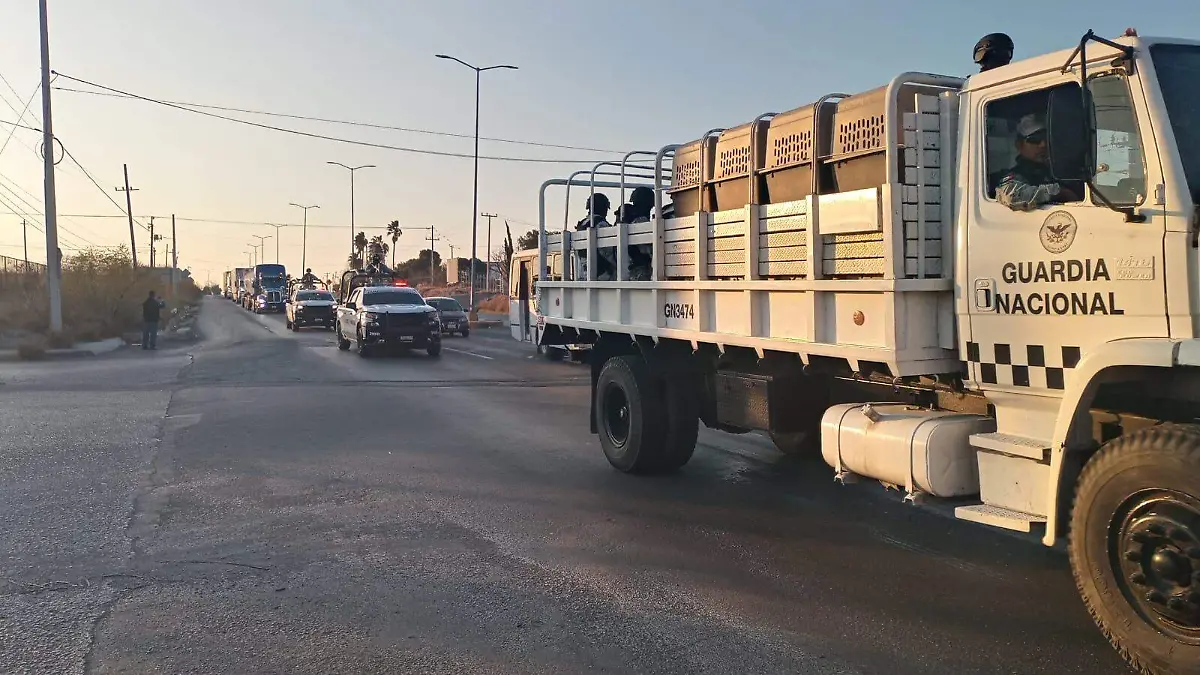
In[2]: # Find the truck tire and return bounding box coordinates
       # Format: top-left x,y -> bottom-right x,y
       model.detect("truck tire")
596,355 -> 667,473
659,376 -> 700,470
539,344 -> 562,361
769,430 -> 818,456
336,324 -> 350,351
1069,423 -> 1200,675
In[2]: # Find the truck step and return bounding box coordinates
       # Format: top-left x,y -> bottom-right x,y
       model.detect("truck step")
954,504 -> 1047,533
969,432 -> 1048,460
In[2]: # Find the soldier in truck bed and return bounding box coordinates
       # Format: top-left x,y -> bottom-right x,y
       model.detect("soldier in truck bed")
996,114 -> 1084,211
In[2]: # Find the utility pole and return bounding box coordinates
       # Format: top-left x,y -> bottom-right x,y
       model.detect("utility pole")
38,0 -> 62,333
426,225 -> 440,285
116,164 -> 138,268
148,216 -> 156,267
22,219 -> 28,264
481,212 -> 496,291
171,214 -> 178,296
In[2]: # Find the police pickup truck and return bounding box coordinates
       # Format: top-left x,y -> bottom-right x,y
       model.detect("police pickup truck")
335,285 -> 442,357
285,287 -> 336,331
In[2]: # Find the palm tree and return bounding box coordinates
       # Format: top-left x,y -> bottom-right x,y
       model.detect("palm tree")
368,235 -> 388,268
386,220 -> 402,268
352,231 -> 368,269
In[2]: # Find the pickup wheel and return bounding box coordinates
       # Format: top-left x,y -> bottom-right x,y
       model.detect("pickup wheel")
427,341 -> 442,357
596,355 -> 667,474
336,324 -> 350,351
460,328 -> 470,338
356,328 -> 371,358
1069,423 -> 1200,675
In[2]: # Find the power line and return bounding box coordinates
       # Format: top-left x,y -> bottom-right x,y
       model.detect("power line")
53,86 -> 624,155
57,143 -> 151,232
52,72 -> 622,165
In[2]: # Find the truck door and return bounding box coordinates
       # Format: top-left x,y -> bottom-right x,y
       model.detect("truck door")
518,260 -> 532,342
965,70 -> 1167,400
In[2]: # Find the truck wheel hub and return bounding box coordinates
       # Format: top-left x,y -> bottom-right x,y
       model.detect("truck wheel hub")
602,385 -> 630,448
1114,489 -> 1200,637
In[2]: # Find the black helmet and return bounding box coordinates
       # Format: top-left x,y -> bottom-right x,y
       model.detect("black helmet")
586,193 -> 610,212
974,33 -> 1014,71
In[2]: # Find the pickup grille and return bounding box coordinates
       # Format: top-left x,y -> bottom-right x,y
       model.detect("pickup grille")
383,313 -> 425,329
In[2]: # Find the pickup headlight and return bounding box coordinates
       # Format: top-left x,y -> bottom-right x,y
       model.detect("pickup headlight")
363,311 -> 381,325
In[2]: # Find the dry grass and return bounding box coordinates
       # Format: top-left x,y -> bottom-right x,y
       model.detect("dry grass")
0,246 -> 200,344
477,295 -> 509,313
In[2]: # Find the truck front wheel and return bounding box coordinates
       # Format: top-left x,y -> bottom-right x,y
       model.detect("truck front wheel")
1069,423 -> 1200,675
596,355 -> 666,473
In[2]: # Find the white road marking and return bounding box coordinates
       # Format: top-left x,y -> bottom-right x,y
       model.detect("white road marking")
444,347 -> 494,360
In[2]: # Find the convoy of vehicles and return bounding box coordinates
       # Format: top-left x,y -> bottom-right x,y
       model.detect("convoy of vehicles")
424,297 -> 470,337
285,288 -> 336,331
519,31 -> 1200,674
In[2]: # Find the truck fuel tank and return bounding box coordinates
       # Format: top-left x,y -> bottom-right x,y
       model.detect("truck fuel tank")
820,403 -> 995,498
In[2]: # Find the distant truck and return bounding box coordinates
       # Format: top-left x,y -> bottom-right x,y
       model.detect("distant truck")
244,263 -> 287,313
233,267 -> 252,305
509,248 -> 586,361
222,270 -> 235,300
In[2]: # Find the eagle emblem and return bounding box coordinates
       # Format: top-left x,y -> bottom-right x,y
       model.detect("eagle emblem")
1039,211 -> 1078,254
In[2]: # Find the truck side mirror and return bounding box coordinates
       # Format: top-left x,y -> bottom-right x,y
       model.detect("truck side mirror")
1047,86 -> 1096,182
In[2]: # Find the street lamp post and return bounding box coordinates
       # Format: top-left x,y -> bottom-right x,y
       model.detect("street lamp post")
252,235 -> 271,267
435,53 -> 517,315
325,163 -> 374,262
267,223 -> 285,263
288,203 -> 319,273
249,242 -> 262,268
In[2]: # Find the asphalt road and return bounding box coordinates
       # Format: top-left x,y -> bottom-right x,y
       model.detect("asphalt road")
0,296 -> 1132,674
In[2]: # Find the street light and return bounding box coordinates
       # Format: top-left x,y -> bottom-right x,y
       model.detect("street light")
252,234 -> 272,267
435,53 -> 517,315
266,223 -> 285,263
248,242 -> 263,268
325,162 -> 374,262
288,203 -> 319,273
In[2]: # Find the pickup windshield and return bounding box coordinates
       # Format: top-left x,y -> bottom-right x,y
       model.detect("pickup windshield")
363,290 -> 423,306
296,291 -> 333,301
1151,43 -> 1200,195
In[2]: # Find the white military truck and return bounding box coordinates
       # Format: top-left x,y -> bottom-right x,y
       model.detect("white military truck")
529,31 -> 1200,673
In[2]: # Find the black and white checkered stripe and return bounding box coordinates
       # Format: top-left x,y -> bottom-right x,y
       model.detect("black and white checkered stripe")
965,342 -> 1081,390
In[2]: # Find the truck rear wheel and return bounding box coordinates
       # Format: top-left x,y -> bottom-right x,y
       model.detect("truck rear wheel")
660,376 -> 700,470
1069,423 -> 1200,675
596,355 -> 667,473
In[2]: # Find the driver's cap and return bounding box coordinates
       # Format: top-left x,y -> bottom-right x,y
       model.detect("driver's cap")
1016,114 -> 1046,139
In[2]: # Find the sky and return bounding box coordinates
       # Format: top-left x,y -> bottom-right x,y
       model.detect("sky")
1,0 -> 1198,286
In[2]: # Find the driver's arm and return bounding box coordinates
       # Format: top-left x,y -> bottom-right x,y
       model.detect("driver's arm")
996,172 -> 1062,211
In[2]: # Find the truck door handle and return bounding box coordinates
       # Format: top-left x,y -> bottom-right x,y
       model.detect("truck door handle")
973,278 -> 995,311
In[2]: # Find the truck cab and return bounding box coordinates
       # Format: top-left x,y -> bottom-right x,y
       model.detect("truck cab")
528,32 -> 1200,673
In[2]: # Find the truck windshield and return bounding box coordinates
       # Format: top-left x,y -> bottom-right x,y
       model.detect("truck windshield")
1151,43 -> 1200,194
363,290 -> 423,306
260,275 -> 285,286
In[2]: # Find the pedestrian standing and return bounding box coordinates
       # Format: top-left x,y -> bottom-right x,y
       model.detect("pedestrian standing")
142,290 -> 165,350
